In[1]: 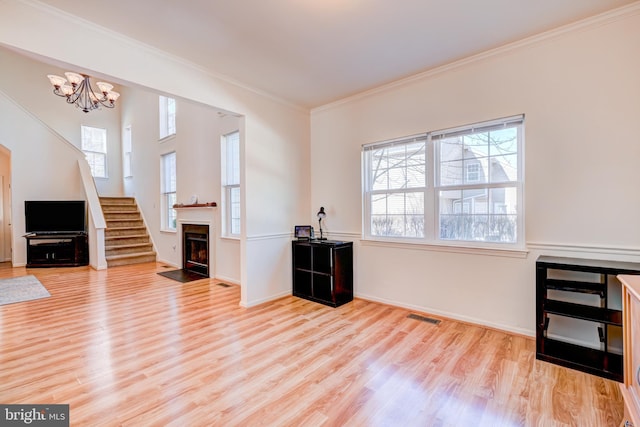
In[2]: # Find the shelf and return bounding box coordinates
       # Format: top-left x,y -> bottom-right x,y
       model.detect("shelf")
173,202 -> 217,208
292,240 -> 353,308
537,337 -> 622,382
545,279 -> 605,295
544,299 -> 622,326
536,255 -> 640,382
537,255 -> 640,275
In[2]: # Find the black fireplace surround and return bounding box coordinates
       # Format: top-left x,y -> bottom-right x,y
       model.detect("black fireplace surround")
182,224 -> 209,277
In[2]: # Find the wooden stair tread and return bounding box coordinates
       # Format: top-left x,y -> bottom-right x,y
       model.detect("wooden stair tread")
105,226 -> 147,231
105,234 -> 149,240
106,251 -> 156,261
105,243 -> 152,250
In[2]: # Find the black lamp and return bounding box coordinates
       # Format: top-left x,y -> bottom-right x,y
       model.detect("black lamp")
317,207 -> 327,240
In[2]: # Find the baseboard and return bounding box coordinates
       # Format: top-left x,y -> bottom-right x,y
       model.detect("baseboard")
356,292 -> 535,338
240,290 -> 291,308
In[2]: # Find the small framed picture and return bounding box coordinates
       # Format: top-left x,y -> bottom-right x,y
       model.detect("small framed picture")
294,225 -> 313,239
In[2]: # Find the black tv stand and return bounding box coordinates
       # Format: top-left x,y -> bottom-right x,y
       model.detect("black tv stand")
25,232 -> 88,267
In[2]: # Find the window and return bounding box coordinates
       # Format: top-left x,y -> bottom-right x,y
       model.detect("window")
123,125 -> 132,178
161,152 -> 177,231
222,131 -> 241,236
365,136 -> 427,238
81,126 -> 107,178
159,96 -> 176,139
363,115 -> 524,248
466,163 -> 480,182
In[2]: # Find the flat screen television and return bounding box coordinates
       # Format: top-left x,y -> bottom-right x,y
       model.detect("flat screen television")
25,200 -> 86,234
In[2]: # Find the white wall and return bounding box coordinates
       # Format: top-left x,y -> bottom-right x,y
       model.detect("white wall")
0,92 -> 87,266
0,0 -> 311,305
119,85 -> 242,282
0,47 -> 123,196
311,9 -> 640,335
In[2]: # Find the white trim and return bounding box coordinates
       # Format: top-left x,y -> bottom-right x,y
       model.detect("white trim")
312,2 -> 640,113
360,238 -> 528,258
239,290 -> 290,308
246,232 -> 291,242
325,231 -> 360,241
214,275 -> 240,286
527,241 -> 640,259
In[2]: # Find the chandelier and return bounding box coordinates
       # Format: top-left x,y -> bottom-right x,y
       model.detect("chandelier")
47,72 -> 120,113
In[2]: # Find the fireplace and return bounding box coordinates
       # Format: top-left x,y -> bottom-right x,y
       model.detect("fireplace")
182,224 -> 209,277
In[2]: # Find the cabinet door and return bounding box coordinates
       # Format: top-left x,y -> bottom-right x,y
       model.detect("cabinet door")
27,243 -> 51,263
53,240 -> 75,262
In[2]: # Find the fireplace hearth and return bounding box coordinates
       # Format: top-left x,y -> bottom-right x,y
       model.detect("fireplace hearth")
182,224 -> 209,277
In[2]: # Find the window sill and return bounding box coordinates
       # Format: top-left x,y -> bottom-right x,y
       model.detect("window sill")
159,134 -> 176,143
360,238 -> 529,258
160,229 -> 177,234
221,235 -> 240,241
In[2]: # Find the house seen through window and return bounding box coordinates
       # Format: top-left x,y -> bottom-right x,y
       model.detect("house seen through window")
363,115 -> 524,248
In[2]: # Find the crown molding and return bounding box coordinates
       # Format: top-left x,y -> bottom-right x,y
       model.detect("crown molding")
312,1 -> 640,114
16,0 -> 307,114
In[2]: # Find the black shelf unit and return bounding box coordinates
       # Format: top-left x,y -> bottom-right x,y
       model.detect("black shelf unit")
536,256 -> 640,382
292,240 -> 353,307
25,233 -> 88,267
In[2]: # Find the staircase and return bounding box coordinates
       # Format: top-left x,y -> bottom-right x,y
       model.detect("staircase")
100,197 -> 157,267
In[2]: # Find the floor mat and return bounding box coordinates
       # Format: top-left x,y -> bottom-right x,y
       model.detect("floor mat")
0,275 -> 51,305
157,269 -> 208,283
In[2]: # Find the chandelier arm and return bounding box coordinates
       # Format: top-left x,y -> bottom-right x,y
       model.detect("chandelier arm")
51,88 -> 67,98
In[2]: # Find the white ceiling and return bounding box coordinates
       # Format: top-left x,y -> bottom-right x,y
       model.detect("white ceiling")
35,0 -> 638,108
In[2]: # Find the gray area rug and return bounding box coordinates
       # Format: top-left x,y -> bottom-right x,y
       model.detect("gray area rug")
0,275 -> 50,306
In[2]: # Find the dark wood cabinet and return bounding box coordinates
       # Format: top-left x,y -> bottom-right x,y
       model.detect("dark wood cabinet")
26,233 -> 88,267
536,256 -> 640,382
292,240 -> 353,307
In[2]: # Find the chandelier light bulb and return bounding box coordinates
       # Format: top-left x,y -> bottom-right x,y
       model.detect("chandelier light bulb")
64,72 -> 84,86
96,82 -> 113,94
47,74 -> 67,89
106,91 -> 120,102
60,84 -> 74,97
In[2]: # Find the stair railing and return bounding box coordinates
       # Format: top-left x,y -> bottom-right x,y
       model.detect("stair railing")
78,159 -> 108,269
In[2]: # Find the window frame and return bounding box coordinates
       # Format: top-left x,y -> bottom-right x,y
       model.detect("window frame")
159,95 -> 176,140
123,125 -> 132,178
80,125 -> 108,179
222,131 -> 241,237
160,151 -> 177,232
362,115 -> 524,252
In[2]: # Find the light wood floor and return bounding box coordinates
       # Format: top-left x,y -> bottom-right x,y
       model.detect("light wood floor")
0,262 -> 623,426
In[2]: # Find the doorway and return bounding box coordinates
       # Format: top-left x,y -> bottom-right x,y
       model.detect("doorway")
0,145 -> 11,262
